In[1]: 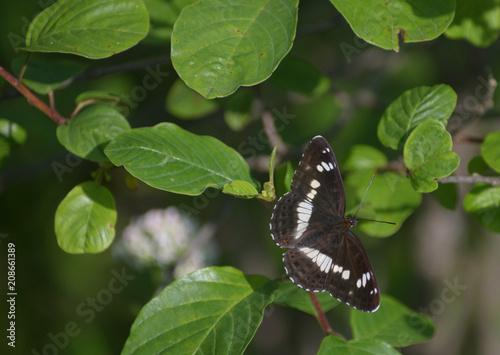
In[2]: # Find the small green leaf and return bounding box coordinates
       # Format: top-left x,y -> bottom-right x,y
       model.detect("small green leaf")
224,89 -> 254,131
223,180 -> 260,198
464,184 -> 500,233
12,57 -> 87,95
75,91 -> 122,106
431,182 -> 458,210
275,161 -> 294,196
122,266 -> 276,355
269,57 -> 330,97
166,79 -> 220,119
481,130 -> 500,173
57,104 -> 131,162
55,181 -> 116,254
171,0 -> 299,98
344,145 -> 388,171
468,155 -> 491,175
445,0 -> 500,47
318,335 -> 399,355
330,0 -> 455,52
105,123 -> 256,195
404,120 -> 460,193
23,0 -> 149,59
350,295 -> 435,347
272,280 -> 339,316
0,119 -> 27,145
378,84 -> 457,150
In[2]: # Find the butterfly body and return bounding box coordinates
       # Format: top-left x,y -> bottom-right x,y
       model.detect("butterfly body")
270,136 -> 380,312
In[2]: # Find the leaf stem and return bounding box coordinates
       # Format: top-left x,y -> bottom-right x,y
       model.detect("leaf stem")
0,65 -> 67,125
309,291 -> 345,339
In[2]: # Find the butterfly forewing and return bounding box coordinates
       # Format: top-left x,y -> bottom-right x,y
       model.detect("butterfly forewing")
270,136 -> 380,312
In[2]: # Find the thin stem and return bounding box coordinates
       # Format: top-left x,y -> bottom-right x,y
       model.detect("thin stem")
0,65 -> 67,125
437,174 -> 500,186
309,291 -> 345,339
18,53 -> 32,81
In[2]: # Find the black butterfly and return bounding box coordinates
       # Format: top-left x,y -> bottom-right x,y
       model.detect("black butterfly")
270,136 -> 380,312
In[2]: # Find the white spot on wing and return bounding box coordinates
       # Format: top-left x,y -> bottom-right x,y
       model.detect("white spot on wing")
310,179 -> 320,188
321,161 -> 330,171
342,270 -> 350,280
317,164 -> 324,172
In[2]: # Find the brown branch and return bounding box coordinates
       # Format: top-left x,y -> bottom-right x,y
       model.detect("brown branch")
0,65 -> 67,125
309,291 -> 346,339
437,174 -> 500,186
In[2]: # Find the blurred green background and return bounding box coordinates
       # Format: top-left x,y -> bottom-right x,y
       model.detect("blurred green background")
1,1 -> 500,354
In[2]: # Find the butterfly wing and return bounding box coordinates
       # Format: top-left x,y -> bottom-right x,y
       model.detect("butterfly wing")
270,136 -> 345,249
283,231 -> 380,312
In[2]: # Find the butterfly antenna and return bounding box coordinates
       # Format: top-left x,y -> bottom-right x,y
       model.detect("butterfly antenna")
354,175 -> 375,218
354,174 -> 398,226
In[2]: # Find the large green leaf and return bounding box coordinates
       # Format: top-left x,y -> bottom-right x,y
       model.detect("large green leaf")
464,184 -> 500,233
378,84 -> 457,150
55,181 -> 116,254
404,120 -> 460,193
318,336 -> 399,355
23,0 -> 149,59
171,0 -> 299,98
350,295 -> 435,347
272,280 -> 339,316
57,104 -> 131,162
122,267 -> 276,354
0,119 -> 27,145
346,171 -> 421,237
105,123 -> 256,195
446,0 -> 500,47
330,0 -> 455,51
481,130 -> 500,173
12,57 -> 87,94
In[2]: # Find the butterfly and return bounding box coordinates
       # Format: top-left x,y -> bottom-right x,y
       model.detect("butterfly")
270,136 -> 380,312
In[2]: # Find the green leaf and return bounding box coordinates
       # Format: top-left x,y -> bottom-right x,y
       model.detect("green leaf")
272,280 -> 339,316
468,155 -> 491,175
23,0 -> 149,59
0,119 -> 27,145
171,0 -> 299,98
318,336 -> 399,355
446,0 -> 500,47
122,266 -> 276,355
12,57 -> 87,95
275,161 -> 294,196
75,91 -> 123,106
481,130 -> 500,173
166,79 -> 220,119
0,138 -> 10,165
269,57 -> 330,97
223,180 -> 260,198
344,145 -> 388,171
464,184 -> 500,233
378,84 -> 457,150
57,104 -> 131,162
346,171 -> 421,237
431,182 -> 458,210
404,120 -> 460,193
55,181 -> 116,254
350,295 -> 435,347
330,0 -> 455,52
105,123 -> 256,195
224,89 -> 254,131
